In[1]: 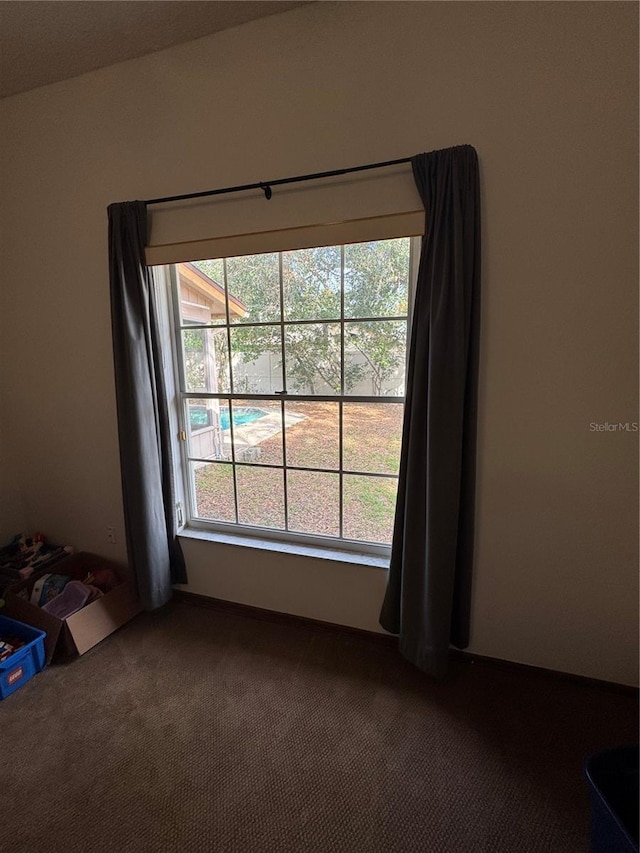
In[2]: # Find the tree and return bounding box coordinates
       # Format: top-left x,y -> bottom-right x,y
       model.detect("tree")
182,327 -> 229,394
343,239 -> 409,395
280,246 -> 360,393
192,238 -> 410,396
182,328 -> 206,391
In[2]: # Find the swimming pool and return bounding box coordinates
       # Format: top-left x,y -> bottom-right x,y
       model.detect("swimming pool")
189,405 -> 267,431
219,407 -> 267,430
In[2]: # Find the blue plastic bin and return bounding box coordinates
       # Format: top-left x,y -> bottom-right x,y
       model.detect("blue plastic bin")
0,614 -> 47,700
585,745 -> 639,853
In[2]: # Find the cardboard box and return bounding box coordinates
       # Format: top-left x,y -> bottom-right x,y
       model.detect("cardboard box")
3,552 -> 141,664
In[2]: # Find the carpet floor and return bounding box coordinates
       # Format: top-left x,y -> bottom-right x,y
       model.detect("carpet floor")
2,601 -> 637,853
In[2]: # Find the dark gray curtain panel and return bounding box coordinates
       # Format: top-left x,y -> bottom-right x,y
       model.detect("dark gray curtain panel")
108,201 -> 187,610
379,145 -> 481,678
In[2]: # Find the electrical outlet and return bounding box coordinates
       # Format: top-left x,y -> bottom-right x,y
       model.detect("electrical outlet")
107,526 -> 117,545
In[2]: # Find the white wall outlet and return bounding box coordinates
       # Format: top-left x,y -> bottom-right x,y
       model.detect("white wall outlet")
107,526 -> 117,544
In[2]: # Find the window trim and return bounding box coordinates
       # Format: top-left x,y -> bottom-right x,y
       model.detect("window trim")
160,235 -> 419,559
177,525 -> 390,569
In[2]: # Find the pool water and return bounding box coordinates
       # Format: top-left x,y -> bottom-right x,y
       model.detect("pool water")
219,407 -> 267,430
189,405 -> 267,431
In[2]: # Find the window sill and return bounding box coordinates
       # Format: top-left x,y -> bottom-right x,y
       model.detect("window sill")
178,527 -> 390,569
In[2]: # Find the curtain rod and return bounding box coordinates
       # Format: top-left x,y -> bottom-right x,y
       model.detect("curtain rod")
143,156 -> 413,207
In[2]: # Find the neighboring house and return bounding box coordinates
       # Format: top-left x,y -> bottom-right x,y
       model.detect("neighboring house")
178,262 -> 246,461
178,262 -> 246,325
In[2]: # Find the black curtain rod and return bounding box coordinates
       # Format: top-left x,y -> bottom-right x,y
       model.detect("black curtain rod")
143,156 -> 413,206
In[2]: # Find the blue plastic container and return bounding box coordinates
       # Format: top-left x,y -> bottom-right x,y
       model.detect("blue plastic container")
585,745 -> 639,853
0,614 -> 47,700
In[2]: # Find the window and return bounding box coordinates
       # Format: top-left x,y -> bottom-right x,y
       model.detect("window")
159,236 -> 416,554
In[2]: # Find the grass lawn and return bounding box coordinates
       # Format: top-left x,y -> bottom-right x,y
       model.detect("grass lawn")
193,402 -> 402,544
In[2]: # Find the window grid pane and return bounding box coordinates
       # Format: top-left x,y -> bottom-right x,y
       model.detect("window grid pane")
236,465 -> 285,530
184,395 -> 401,545
176,239 -> 410,547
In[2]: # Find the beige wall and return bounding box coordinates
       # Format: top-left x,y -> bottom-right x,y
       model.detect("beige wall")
0,419 -> 26,541
0,187 -> 26,540
0,2 -> 637,684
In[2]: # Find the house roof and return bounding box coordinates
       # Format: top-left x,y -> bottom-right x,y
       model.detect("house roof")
178,262 -> 247,319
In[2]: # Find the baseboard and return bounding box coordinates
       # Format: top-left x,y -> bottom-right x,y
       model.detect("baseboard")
173,589 -> 396,648
173,589 -> 638,696
447,649 -> 637,696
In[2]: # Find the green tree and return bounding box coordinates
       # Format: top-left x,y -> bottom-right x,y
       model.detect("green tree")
182,327 -> 229,393
344,239 -> 409,318
192,238 -> 410,395
281,246 -> 359,393
343,239 -> 409,395
183,328 -> 205,390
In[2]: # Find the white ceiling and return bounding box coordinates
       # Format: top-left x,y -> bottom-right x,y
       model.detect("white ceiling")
0,1 -> 310,99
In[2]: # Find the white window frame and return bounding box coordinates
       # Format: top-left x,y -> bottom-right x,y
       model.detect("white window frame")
158,235 -> 420,559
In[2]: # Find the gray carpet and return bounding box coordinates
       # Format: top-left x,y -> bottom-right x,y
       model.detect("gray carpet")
3,601 -> 637,852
